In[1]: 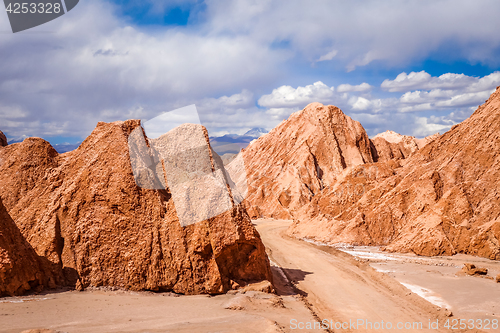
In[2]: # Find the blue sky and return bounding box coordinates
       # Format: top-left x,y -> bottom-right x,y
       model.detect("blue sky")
1,0 -> 500,145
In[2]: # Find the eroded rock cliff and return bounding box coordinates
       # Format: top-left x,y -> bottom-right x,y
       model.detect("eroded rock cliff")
241,102 -> 374,219
0,121 -> 272,295
288,87 -> 500,259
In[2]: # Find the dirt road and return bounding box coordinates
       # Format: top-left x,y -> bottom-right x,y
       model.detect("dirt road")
254,219 -> 473,333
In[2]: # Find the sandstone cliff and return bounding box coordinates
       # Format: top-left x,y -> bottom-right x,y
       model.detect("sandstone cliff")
288,87 -> 500,259
0,121 -> 272,295
241,102 -> 374,219
371,130 -> 438,162
239,103 -> 436,220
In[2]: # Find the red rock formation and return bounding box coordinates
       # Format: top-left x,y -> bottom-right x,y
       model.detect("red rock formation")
0,121 -> 272,295
0,197 -> 45,296
371,130 -> 439,162
0,130 -> 6,146
289,87 -> 500,260
239,102 -> 438,221
241,102 -> 374,219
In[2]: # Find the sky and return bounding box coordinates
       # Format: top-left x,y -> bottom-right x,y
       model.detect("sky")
1,0 -> 500,145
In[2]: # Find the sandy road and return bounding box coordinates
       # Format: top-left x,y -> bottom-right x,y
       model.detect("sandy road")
254,219 -> 476,333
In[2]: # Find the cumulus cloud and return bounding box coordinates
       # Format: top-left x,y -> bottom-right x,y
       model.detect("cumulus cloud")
257,81 -> 336,108
337,83 -> 372,93
384,71 -> 499,113
382,71 -> 500,92
260,71 -> 497,138
349,96 -> 382,111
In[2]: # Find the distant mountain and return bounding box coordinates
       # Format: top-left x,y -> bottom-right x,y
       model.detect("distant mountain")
244,128 -> 268,137
209,128 -> 268,155
52,142 -> 82,154
6,137 -> 81,154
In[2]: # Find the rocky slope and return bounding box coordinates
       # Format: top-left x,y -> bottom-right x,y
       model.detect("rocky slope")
0,197 -> 47,296
241,102 -> 374,219
0,120 -> 272,295
288,87 -> 500,259
371,130 -> 439,162
240,102 -> 435,220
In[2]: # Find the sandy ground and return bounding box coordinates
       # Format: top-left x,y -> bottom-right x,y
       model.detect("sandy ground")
337,246 -> 500,322
2,218 -> 496,332
0,286 -> 317,333
255,219 -> 473,333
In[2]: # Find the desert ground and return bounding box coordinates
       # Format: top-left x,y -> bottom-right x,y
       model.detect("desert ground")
2,219 -> 498,332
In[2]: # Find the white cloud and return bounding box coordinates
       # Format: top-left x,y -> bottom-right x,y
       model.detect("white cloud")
349,97 -> 382,111
381,71 -> 474,92
337,82 -> 372,93
258,81 -> 336,108
412,116 -> 453,137
316,50 -> 338,62
382,71 -> 500,93
204,0 -> 500,70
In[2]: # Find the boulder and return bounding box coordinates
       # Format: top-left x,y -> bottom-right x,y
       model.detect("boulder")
460,263 -> 488,276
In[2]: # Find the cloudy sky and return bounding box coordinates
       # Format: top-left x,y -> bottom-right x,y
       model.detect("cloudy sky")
1,0 -> 500,144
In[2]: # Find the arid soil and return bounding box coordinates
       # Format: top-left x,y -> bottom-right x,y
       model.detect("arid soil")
255,219 -> 464,333
0,288 -> 315,333
3,219 -> 496,332
345,248 -> 500,322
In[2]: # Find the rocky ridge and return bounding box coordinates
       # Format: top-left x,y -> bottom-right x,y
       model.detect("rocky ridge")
240,89 -> 500,259
371,130 -> 439,162
240,103 -> 436,220
0,120 -> 272,295
241,102 -> 374,219
286,88 -> 500,259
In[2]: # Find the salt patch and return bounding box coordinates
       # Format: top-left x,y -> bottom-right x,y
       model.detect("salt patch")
401,282 -> 451,309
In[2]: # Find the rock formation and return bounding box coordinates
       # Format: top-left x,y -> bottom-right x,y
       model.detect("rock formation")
240,102 -> 374,219
459,263 -> 488,276
239,102 -> 437,221
0,197 -> 45,296
0,130 -> 6,146
288,87 -> 500,260
371,130 -> 439,162
0,121 -> 272,295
